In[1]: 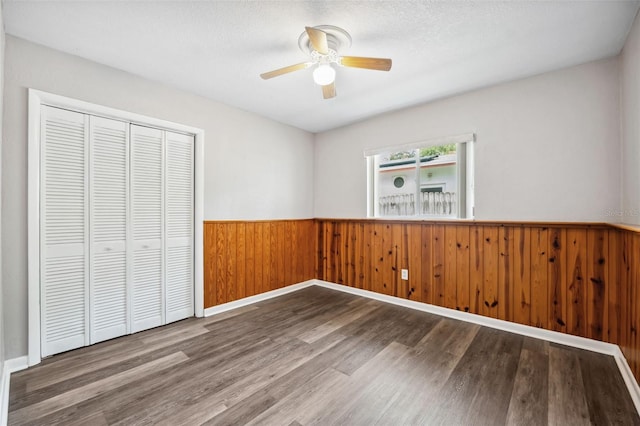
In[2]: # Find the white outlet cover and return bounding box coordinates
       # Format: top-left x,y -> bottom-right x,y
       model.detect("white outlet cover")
401,269 -> 409,280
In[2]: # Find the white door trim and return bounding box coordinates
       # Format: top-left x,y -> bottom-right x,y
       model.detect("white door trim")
27,89 -> 205,366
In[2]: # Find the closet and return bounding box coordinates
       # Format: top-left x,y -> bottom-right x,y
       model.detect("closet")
40,105 -> 194,357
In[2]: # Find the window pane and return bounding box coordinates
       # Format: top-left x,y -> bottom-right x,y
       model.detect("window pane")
419,145 -> 457,216
376,149 -> 417,216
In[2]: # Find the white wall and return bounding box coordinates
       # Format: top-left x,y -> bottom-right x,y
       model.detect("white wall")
315,58 -> 621,222
2,36 -> 314,359
622,10 -> 640,226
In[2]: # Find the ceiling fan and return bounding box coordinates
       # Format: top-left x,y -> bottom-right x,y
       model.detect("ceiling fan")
260,25 -> 392,99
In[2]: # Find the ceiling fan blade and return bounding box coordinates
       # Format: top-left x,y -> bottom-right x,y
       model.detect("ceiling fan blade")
340,56 -> 392,71
260,62 -> 312,80
306,26 -> 329,54
322,82 -> 336,99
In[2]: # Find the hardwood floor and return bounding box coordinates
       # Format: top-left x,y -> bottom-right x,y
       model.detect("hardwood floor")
8,286 -> 639,425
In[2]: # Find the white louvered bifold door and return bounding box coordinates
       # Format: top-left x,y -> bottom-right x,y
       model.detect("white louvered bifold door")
89,116 -> 129,343
130,124 -> 165,333
41,106 -> 90,357
165,131 -> 194,323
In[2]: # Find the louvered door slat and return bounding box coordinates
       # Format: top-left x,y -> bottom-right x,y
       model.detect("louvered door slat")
165,132 -> 194,322
89,116 -> 129,343
131,125 -> 164,332
41,106 -> 89,356
166,245 -> 193,319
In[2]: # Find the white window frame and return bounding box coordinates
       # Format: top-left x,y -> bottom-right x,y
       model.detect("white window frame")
365,133 -> 475,219
27,89 -> 205,366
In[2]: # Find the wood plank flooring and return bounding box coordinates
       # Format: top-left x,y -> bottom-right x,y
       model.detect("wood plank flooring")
8,286 -> 639,425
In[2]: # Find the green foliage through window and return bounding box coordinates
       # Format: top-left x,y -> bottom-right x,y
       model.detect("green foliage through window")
388,151 -> 415,160
385,144 -> 456,162
419,143 -> 456,157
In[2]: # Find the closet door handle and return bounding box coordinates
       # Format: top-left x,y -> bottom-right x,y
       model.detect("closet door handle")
142,244 -> 150,249
104,247 -> 112,252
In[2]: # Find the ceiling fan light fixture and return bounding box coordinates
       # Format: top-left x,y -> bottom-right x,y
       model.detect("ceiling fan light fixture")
260,25 -> 391,99
313,64 -> 336,86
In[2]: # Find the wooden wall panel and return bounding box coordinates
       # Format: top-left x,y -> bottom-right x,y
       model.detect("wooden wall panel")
276,222 -> 285,289
253,223 -> 263,296
203,223 -> 216,307
482,226 -> 499,318
512,227 -> 531,326
382,223 -> 395,296
332,222 -> 342,284
433,226 -> 445,307
215,222 -> 226,305
236,223 -> 246,300
548,228 -> 567,333
316,222 -> 614,327
621,231 -> 636,375
587,229 -> 607,341
372,223 -> 383,294
203,220 -> 316,308
420,225 -> 433,304
469,226 -> 483,315
225,223 -> 236,302
398,225 -> 408,298
607,230 -> 620,344
530,227 -> 548,328
456,226 -> 470,312
498,227 -> 513,322
347,222 -> 357,287
363,223 -> 373,292
284,222 -> 292,288
634,233 -> 640,378
567,229 -> 588,337
630,232 -> 638,376
444,226 -> 457,310
621,231 -> 635,375
357,223 -> 365,289
245,223 -> 255,298
408,224 -> 422,300
627,234 -> 640,377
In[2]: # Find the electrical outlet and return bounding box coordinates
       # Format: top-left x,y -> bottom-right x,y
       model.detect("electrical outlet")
401,269 -> 408,280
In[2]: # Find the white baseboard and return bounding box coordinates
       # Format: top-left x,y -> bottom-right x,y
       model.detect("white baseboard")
203,280 -> 316,317
5,357 -> 28,374
311,279 -> 640,414
613,347 -> 640,413
1,356 -> 29,426
313,280 -> 617,354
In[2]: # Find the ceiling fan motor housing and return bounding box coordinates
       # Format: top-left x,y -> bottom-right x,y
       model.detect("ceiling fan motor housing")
311,49 -> 338,65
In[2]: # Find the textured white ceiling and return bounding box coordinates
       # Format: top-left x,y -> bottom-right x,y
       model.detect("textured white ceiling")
3,1 -> 639,133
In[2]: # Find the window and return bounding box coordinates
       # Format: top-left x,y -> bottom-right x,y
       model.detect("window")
366,134 -> 474,218
421,186 -> 444,193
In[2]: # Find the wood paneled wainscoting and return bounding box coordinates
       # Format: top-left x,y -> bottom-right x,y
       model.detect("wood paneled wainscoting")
316,219 -> 640,380
203,220 -> 316,307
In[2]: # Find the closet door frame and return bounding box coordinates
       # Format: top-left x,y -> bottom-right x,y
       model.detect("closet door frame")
27,89 -> 205,367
